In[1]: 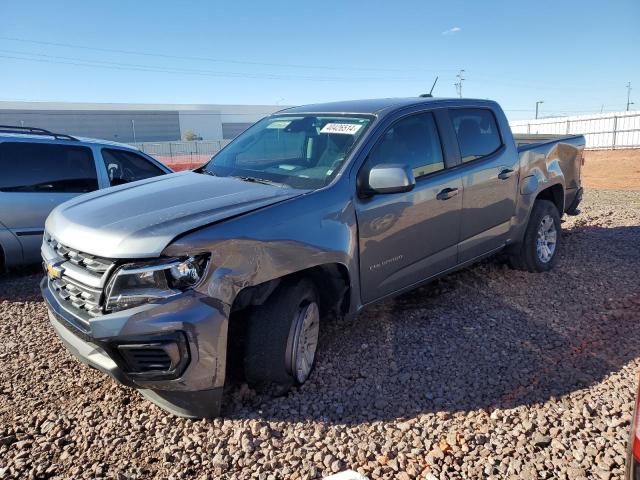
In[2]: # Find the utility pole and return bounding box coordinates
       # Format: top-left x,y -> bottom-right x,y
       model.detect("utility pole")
454,69 -> 465,98
131,119 -> 137,143
535,100 -> 544,119
627,82 -> 634,111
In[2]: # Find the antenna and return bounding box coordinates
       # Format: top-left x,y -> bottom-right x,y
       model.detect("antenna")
429,76 -> 439,95
419,76 -> 439,98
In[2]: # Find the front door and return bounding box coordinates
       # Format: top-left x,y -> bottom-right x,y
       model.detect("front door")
355,111 -> 463,303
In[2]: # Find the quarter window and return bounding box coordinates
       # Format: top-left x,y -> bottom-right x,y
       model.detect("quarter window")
101,149 -> 165,186
368,112 -> 445,178
449,108 -> 502,162
0,142 -> 98,193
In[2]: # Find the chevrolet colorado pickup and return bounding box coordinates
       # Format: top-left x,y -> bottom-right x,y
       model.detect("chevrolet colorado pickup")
41,97 -> 584,418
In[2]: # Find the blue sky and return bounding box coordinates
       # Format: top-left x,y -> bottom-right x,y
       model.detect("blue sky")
1,0 -> 638,120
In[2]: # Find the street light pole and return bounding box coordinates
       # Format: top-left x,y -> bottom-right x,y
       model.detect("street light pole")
131,119 -> 137,143
627,82 -> 634,111
535,100 -> 544,119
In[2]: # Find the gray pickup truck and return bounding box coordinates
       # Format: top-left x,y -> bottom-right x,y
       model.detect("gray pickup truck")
41,97 -> 584,418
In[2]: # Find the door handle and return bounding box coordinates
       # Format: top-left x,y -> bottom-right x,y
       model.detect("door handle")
436,187 -> 459,200
498,168 -> 515,180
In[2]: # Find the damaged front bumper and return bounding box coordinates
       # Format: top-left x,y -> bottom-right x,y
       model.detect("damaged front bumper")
41,277 -> 229,418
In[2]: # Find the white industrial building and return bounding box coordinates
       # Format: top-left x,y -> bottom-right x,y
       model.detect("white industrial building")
0,101 -> 285,142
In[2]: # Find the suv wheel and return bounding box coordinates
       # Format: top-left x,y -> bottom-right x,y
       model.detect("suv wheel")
509,199 -> 561,272
244,278 -> 320,388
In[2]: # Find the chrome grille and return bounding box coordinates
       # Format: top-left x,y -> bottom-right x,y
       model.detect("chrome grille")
44,233 -> 116,324
49,277 -> 103,318
47,236 -> 113,276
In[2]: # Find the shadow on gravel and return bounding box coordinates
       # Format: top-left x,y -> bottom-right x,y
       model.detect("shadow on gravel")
0,266 -> 42,302
225,226 -> 640,423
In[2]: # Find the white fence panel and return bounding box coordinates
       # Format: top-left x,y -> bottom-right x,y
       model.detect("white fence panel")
509,111 -> 640,150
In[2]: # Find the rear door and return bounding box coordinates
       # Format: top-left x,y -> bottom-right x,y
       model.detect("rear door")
447,108 -> 519,262
355,110 -> 463,303
0,141 -> 100,263
97,148 -> 169,186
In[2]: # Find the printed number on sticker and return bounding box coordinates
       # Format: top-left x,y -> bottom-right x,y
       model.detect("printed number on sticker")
320,123 -> 362,135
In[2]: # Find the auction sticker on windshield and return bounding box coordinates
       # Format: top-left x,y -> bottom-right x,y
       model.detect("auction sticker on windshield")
320,123 -> 363,135
266,120 -> 291,129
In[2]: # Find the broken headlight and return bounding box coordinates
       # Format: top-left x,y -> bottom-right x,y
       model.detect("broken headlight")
105,255 -> 209,312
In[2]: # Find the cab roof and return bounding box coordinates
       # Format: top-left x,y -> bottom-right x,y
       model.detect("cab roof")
278,97 -> 498,117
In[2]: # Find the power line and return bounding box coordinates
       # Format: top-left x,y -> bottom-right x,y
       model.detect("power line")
0,35 -> 455,74
0,111 -> 280,116
0,36 -> 627,97
0,50 -> 428,83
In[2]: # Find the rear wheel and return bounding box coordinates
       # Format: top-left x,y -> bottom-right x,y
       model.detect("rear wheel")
244,278 -> 320,388
509,199 -> 561,272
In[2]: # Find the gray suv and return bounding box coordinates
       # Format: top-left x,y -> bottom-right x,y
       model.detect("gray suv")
0,126 -> 171,269
41,98 -> 584,418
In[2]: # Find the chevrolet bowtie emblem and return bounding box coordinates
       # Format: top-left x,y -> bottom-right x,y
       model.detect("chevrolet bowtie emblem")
46,262 -> 64,280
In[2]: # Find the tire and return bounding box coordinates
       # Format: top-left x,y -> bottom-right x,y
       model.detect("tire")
509,199 -> 561,272
244,278 -> 320,388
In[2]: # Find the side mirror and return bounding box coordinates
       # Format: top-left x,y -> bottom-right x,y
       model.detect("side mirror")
366,164 -> 416,194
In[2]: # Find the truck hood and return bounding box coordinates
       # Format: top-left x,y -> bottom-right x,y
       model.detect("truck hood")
46,171 -> 306,258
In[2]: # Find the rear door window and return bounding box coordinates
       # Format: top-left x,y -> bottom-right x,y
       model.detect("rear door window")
0,142 -> 98,193
449,108 -> 502,162
101,148 -> 166,186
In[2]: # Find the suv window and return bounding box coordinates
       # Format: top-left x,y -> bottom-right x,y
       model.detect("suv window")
449,108 -> 502,162
0,142 -> 98,193
101,149 -> 165,186
368,112 -> 444,178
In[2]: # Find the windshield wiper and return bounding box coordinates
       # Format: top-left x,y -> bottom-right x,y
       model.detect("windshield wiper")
231,175 -> 284,187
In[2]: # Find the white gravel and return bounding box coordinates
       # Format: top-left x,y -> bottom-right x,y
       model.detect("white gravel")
1,189 -> 639,479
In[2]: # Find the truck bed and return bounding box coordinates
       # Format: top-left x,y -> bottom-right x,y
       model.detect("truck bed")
515,134 -> 585,213
514,134 -> 583,150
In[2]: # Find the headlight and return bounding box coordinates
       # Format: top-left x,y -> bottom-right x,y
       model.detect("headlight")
105,255 -> 209,312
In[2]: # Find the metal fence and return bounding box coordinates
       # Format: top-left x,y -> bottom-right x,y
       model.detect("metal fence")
132,111 -> 640,170
132,140 -> 231,170
509,111 -> 640,150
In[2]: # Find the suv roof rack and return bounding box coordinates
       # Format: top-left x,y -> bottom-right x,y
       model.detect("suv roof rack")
0,125 -> 79,141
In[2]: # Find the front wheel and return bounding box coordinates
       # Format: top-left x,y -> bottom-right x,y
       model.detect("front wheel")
244,279 -> 320,388
509,199 -> 562,272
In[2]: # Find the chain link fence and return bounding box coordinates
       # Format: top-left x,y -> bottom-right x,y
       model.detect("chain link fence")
510,111 -> 640,150
131,140 -> 231,170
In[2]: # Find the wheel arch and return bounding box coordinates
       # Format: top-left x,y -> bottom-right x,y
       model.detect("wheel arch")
535,183 -> 564,214
231,262 -> 351,319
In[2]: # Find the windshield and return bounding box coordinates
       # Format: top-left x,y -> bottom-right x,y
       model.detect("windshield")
200,115 -> 372,189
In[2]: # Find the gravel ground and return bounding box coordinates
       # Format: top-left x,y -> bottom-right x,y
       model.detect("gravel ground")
1,189 -> 639,480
